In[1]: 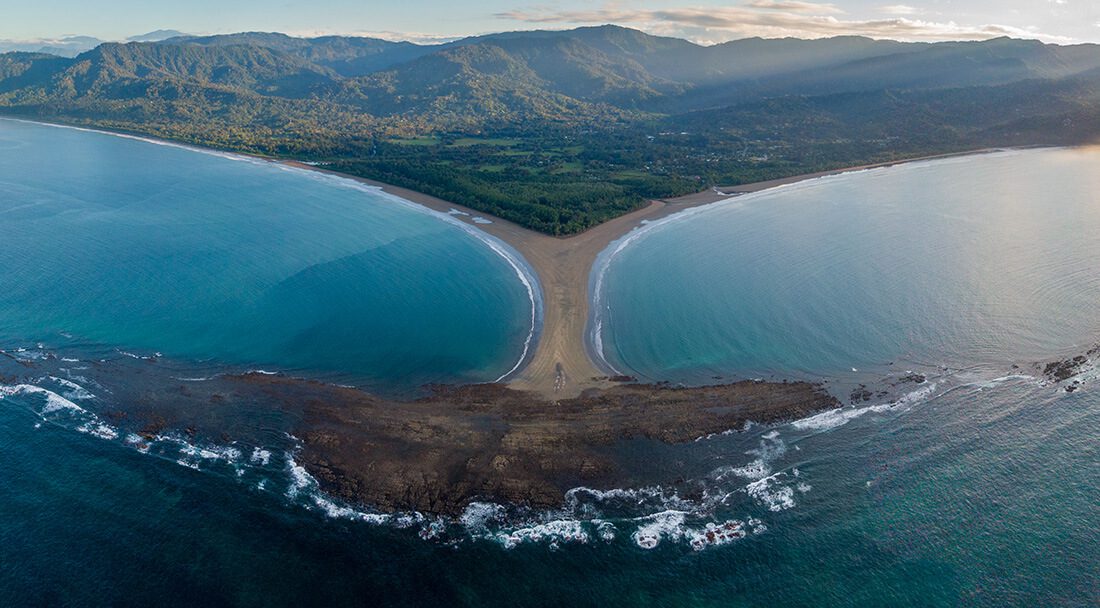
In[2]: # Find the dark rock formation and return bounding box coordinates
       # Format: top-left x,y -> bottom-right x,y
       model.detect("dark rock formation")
234,375 -> 839,515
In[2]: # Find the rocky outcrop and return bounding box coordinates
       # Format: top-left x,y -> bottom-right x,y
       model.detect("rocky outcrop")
234,374 -> 839,515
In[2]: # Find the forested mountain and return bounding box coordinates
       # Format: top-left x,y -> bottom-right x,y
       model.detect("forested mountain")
2,25 -> 1100,234
164,32 -> 434,76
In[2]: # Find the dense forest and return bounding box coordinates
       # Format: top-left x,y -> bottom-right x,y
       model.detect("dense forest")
2,26 -> 1100,234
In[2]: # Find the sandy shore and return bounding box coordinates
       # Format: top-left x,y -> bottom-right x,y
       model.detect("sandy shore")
1,120 -> 1015,397
287,148 -> 1005,398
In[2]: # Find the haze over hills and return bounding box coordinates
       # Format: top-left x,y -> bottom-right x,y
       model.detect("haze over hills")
2,25 -> 1100,233
0,30 -> 188,57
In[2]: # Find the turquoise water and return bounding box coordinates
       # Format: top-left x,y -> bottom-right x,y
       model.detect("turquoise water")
0,119 -> 536,393
595,150 -> 1100,385
2,126 -> 1098,606
3,369 -> 1096,605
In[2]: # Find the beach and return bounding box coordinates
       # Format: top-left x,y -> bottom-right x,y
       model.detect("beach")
286,148 -> 1006,398
2,118 -> 1007,399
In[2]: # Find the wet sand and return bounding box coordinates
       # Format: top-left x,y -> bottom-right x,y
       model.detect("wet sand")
287,148 -> 1004,398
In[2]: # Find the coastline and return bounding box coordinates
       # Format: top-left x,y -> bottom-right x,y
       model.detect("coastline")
286,147 -> 1013,397
2,117 -> 1078,520
0,116 -> 1022,397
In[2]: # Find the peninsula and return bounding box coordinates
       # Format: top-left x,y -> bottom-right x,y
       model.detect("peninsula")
2,24 -> 1091,515
289,148 -> 999,398
0,119 -> 995,515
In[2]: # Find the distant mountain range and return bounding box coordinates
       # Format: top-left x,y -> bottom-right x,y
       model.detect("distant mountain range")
0,30 -> 189,57
3,25 -> 1100,233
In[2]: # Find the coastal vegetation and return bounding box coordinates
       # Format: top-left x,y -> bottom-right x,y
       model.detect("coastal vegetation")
3,27 -> 1100,234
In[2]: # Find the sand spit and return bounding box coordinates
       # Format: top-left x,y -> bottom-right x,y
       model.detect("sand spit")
287,149 -> 1005,398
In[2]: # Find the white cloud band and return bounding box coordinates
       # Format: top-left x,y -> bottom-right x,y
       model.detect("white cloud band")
496,4 -> 1071,44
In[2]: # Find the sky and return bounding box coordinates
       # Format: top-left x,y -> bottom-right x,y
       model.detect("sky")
1,0 -> 1098,46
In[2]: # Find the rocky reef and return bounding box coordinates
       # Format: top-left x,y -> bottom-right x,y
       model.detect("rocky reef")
235,375 -> 839,514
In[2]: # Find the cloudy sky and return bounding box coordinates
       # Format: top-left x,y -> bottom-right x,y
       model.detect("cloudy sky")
2,0 -> 1098,45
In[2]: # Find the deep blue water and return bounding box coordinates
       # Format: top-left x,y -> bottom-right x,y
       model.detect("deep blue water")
2,124 -> 1098,606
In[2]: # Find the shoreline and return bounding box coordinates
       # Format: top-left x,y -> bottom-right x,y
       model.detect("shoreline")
287,147 -> 1015,397
0,116 -> 1027,397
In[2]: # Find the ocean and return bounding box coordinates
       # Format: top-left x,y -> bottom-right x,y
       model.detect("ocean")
0,119 -> 537,393
1,121 -> 1097,606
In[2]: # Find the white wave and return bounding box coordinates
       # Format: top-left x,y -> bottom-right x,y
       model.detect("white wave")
125,434 -> 151,452
6,348 -> 47,361
792,382 -> 938,432
0,383 -> 87,414
630,510 -> 766,551
687,520 -> 747,551
972,373 -> 1037,389
713,431 -> 788,483
77,422 -> 119,440
726,459 -> 771,481
49,376 -> 95,400
178,442 -> 242,463
459,502 -> 507,532
250,447 -> 272,466
310,493 -> 393,525
595,521 -> 617,542
491,519 -> 589,550
564,485 -> 696,514
791,404 -> 893,432
0,117 -> 270,166
745,473 -> 796,512
632,510 -> 688,549
281,452 -> 401,525
285,454 -> 314,499
747,518 -> 767,534
116,350 -> 157,360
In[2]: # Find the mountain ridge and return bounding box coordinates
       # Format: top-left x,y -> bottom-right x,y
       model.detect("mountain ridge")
2,25 -> 1099,234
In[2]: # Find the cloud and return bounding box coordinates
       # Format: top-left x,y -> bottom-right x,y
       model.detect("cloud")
496,4 -> 1073,44
879,5 -> 919,16
748,0 -> 841,13
282,29 -> 467,44
0,36 -> 103,56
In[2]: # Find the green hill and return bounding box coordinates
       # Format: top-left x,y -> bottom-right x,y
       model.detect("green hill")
3,26 -> 1100,234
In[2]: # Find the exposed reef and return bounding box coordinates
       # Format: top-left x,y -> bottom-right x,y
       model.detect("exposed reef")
1039,344 -> 1099,392
233,374 -> 839,515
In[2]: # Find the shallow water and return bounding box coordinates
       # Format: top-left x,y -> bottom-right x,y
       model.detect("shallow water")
0,118 -> 536,393
595,149 -> 1100,385
2,127 -> 1098,606
3,352 -> 1096,606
